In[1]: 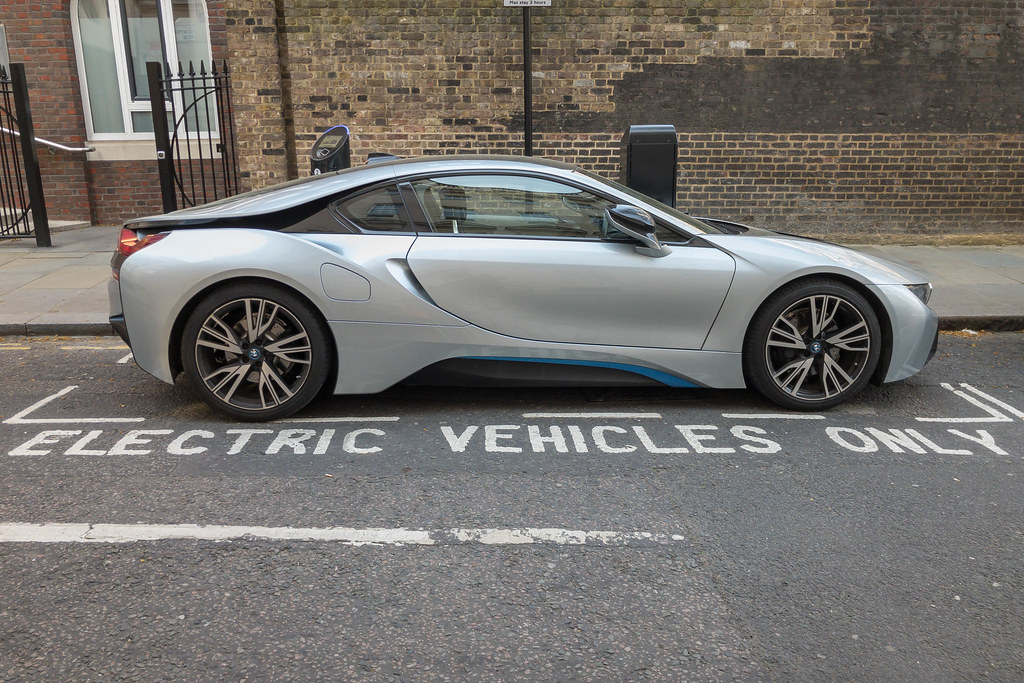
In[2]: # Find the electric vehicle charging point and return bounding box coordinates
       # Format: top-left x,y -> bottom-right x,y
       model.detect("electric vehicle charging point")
620,124 -> 678,208
310,125 -> 351,175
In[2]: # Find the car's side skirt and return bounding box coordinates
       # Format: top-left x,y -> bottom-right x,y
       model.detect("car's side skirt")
403,357 -> 700,388
327,321 -> 745,395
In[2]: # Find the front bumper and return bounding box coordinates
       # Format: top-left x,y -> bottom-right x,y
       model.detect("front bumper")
872,284 -> 939,384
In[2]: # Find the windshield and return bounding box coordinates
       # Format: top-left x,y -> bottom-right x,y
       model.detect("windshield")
573,168 -> 726,234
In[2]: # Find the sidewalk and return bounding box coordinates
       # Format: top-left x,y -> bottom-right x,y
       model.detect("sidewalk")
1,225 -> 1023,336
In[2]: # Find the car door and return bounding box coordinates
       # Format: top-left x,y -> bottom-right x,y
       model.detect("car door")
404,173 -> 736,350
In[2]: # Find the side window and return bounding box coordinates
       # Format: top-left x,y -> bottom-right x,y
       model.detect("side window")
654,221 -> 691,245
411,175 -> 613,239
333,185 -> 412,232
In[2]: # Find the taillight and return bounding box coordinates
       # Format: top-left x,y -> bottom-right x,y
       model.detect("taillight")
111,228 -> 168,281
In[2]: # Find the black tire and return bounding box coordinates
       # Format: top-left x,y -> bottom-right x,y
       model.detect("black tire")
181,282 -> 331,421
743,279 -> 881,411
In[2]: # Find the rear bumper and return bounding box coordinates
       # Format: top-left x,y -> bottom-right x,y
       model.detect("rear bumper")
107,278 -> 130,347
109,314 -> 130,347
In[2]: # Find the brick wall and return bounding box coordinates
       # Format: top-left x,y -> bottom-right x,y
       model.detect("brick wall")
223,0 -> 1024,238
86,161 -> 163,224
1,1 -> 91,223
223,3 -> 290,188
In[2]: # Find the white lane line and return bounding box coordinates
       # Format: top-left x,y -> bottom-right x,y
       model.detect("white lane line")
273,416 -> 400,424
959,383 -> 1024,420
522,412 -> 662,419
0,523 -> 685,547
721,413 -> 826,420
117,353 -> 134,364
2,385 -> 145,425
916,383 -> 1013,423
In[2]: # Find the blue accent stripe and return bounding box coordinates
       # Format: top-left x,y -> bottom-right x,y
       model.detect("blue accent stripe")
463,357 -> 699,388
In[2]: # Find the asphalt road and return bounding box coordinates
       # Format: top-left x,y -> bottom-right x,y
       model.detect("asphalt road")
1,333 -> 1022,681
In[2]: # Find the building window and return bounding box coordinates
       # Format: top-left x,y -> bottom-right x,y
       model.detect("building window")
73,0 -> 213,139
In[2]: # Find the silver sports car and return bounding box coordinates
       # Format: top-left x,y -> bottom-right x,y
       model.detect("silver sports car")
109,155 -> 937,421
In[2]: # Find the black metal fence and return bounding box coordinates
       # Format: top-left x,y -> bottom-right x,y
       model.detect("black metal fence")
0,63 -> 50,246
147,60 -> 240,213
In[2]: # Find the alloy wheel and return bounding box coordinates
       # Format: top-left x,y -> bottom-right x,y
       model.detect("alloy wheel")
193,296 -> 314,412
763,293 -> 872,402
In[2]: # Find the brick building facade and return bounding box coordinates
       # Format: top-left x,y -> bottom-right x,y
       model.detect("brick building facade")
2,1 -> 1022,238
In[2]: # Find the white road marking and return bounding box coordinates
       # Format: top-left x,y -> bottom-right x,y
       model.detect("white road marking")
522,412 -> 662,419
720,413 -> 826,420
2,385 -> 145,425
117,353 -> 133,364
959,383 -> 1024,420
0,522 -> 685,547
916,383 -> 1014,423
273,416 -> 400,424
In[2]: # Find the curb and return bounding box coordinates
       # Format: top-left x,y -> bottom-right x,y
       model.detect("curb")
0,323 -> 115,337
938,316 -> 1024,333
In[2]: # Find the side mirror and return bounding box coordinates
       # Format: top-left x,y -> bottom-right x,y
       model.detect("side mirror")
604,205 -> 673,258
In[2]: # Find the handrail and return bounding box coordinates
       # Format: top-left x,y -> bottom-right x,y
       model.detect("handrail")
0,126 -> 95,153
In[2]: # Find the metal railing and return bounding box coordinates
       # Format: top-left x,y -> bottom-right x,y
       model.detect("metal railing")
0,126 -> 94,154
0,63 -> 49,246
147,60 -> 240,212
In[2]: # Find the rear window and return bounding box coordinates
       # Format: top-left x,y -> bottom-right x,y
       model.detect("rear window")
332,185 -> 412,232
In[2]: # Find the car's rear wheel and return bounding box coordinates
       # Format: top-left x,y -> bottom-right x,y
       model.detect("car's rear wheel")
744,279 -> 881,410
181,283 -> 330,421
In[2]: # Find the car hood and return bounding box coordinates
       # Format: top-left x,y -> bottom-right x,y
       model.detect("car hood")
701,232 -> 930,286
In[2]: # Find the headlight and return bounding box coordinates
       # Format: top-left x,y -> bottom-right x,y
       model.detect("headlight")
905,283 -> 933,305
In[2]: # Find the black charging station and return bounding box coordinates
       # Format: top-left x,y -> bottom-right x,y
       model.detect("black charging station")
310,125 -> 351,175
620,124 -> 678,208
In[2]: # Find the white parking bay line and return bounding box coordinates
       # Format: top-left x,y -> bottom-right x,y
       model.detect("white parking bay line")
916,383 -> 1014,423
2,385 -> 145,425
0,523 -> 685,547
522,412 -> 662,419
959,383 -> 1024,420
273,416 -> 401,424
720,413 -> 826,420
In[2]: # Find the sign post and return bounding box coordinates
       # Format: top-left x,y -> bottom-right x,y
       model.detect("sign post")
504,0 -> 550,156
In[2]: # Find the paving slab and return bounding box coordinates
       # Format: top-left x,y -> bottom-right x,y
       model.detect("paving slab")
954,248 -> 1024,268
0,258 -> 85,275
0,288 -> 77,315
0,270 -> 51,294
24,265 -> 111,290
45,282 -> 110,314
993,267 -> 1024,285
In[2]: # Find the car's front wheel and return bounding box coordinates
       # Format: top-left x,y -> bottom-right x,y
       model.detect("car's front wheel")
744,279 -> 881,410
181,283 -> 330,421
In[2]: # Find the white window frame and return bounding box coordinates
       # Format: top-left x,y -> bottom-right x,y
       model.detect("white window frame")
72,0 -> 213,143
